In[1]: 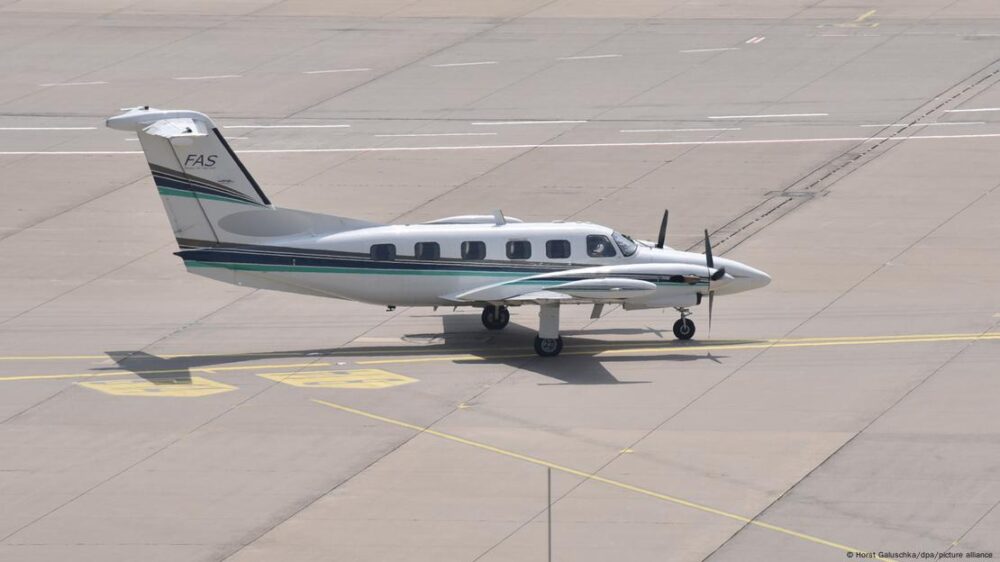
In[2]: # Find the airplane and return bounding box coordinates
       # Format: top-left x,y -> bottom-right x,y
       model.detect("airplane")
107,107 -> 771,357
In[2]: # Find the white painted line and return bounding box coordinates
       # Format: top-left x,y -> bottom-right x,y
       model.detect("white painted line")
0,126 -> 96,131
471,120 -> 587,126
680,47 -> 740,53
708,113 -> 828,119
1,150 -> 143,155
303,68 -> 371,74
173,74 -> 241,81
620,127 -> 741,133
557,54 -> 622,61
431,61 -> 498,68
745,36 -> 766,44
227,136 -> 249,140
11,132 -> 1000,156
223,124 -> 351,129
39,81 -> 107,87
858,122 -> 985,128
375,132 -> 497,137
945,107 -> 1000,113
820,34 -> 850,37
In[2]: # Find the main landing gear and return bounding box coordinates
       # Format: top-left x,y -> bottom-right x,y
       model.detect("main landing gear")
482,303 -> 563,356
534,303 -> 563,357
673,307 -> 696,340
481,305 -> 510,330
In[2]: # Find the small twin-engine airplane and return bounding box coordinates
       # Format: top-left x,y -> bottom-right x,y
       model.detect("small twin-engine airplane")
107,107 -> 770,356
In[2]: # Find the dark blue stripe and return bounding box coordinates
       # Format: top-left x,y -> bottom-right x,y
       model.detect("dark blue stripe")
176,248 -> 568,275
152,175 -> 259,205
176,246 -> 703,285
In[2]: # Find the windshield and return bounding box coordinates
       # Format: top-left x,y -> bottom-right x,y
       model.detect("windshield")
612,231 -> 637,257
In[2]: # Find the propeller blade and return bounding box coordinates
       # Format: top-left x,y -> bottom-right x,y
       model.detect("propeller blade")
656,210 -> 669,249
705,229 -> 717,338
704,229 -> 714,269
708,290 -> 714,337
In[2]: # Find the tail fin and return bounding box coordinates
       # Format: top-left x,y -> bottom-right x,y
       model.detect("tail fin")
107,107 -> 377,246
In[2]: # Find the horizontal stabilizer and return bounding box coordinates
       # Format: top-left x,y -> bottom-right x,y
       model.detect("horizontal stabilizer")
143,118 -> 207,139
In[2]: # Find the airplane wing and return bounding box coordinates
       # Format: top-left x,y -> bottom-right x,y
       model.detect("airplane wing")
445,262 -> 726,306
449,274 -> 659,305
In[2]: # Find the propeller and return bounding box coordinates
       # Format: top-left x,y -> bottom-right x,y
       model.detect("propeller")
655,210 -> 669,249
703,229 -> 726,336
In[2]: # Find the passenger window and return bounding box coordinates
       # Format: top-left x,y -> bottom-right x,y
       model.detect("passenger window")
546,240 -> 571,259
586,235 -> 616,257
370,244 -> 396,261
414,242 -> 440,260
461,241 -> 486,260
506,240 -> 531,260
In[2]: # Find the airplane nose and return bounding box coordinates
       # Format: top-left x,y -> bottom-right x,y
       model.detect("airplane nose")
746,266 -> 771,290
715,259 -> 770,293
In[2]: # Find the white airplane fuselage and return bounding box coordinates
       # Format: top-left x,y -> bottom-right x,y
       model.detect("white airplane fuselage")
179,221 -> 770,308
107,106 -> 771,356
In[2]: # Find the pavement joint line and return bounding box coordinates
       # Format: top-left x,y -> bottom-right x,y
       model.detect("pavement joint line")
355,333 -> 1000,365
0,362 -> 329,382
310,398 -> 892,561
0,332 -> 996,365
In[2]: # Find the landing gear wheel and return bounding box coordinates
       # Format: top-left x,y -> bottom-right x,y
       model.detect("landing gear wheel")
673,318 -> 696,340
534,336 -> 563,357
481,305 -> 510,330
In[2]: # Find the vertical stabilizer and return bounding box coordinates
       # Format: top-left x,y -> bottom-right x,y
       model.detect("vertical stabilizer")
107,107 -> 380,249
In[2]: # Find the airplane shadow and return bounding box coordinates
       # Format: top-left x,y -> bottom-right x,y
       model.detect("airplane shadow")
98,314 -> 749,386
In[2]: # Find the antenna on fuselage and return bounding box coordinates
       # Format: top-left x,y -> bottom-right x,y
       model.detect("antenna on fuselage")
655,210 -> 669,249
493,209 -> 507,226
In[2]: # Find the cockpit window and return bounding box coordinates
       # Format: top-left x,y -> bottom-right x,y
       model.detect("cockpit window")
586,235 -> 617,258
612,231 -> 637,257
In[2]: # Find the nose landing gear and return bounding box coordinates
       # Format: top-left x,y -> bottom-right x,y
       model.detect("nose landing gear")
673,307 -> 696,340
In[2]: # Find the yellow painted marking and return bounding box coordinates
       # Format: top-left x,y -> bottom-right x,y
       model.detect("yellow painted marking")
834,9 -> 878,28
260,369 -> 416,389
0,331 -> 995,364
357,333 -> 1000,366
457,402 -> 470,409
311,399 -> 893,561
0,362 -> 328,382
79,376 -> 236,397
619,448 -> 634,454
1,331 -> 997,372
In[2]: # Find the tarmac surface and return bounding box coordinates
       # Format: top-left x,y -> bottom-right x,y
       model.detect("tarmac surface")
2,1 -> 1000,561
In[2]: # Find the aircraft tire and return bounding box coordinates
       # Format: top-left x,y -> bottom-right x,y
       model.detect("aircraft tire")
481,305 -> 510,330
673,318 -> 696,340
534,336 -> 563,357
